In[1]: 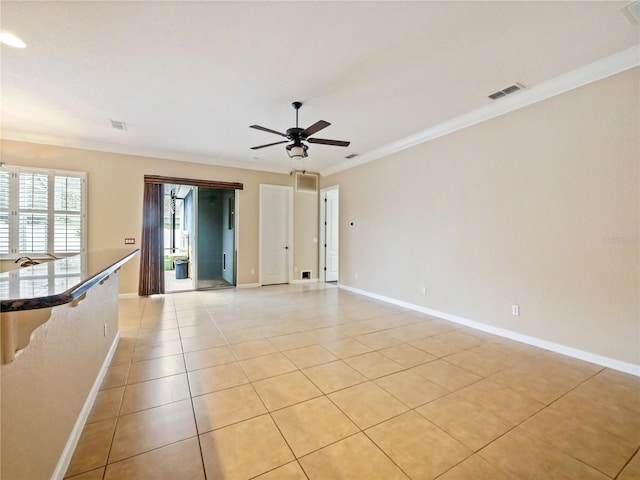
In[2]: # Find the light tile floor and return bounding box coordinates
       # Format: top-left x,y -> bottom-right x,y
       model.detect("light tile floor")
65,283 -> 640,480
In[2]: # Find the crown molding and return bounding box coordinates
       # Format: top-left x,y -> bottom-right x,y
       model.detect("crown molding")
0,130 -> 289,175
321,45 -> 640,177
2,46 -> 638,178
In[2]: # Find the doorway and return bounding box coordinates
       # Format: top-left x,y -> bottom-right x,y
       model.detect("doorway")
164,184 -> 236,292
320,186 -> 339,282
195,187 -> 236,289
260,184 -> 293,285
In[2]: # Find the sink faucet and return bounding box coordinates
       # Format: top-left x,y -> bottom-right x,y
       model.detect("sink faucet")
14,256 -> 40,267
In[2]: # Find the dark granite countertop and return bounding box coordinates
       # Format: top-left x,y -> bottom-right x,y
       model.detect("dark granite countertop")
0,249 -> 139,312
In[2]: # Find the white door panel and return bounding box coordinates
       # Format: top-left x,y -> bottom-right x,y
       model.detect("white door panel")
260,185 -> 292,285
323,188 -> 339,282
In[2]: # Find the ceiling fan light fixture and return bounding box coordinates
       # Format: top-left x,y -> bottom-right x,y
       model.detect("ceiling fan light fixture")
288,145 -> 305,159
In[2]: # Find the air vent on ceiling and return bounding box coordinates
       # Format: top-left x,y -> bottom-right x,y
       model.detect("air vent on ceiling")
621,1 -> 640,25
345,153 -> 358,159
488,83 -> 525,100
109,119 -> 127,131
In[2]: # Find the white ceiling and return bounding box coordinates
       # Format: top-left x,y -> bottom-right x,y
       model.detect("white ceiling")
1,1 -> 638,175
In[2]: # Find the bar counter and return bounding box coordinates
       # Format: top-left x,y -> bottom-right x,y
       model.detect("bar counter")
1,248 -> 139,480
1,248 -> 139,312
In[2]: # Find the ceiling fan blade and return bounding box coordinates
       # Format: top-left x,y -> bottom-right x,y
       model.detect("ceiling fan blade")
301,120 -> 330,138
251,140 -> 289,150
250,125 -> 287,137
307,138 -> 351,147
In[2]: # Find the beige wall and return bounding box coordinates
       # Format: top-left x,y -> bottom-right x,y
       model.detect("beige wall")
2,272 -> 120,479
294,184 -> 319,280
322,68 -> 640,366
0,141 -> 318,292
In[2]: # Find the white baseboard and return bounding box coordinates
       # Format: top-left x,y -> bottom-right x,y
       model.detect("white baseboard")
338,284 -> 640,377
51,332 -> 120,480
236,283 -> 261,289
118,292 -> 139,299
290,278 -> 319,285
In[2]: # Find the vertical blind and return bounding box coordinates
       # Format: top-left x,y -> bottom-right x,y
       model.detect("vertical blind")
138,181 -> 165,296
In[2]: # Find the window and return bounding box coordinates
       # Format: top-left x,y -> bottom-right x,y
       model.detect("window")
0,166 -> 87,257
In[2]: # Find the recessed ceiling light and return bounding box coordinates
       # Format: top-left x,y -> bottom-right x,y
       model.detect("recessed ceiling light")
0,32 -> 27,48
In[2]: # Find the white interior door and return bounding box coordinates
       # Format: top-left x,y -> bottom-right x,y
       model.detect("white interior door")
321,187 -> 340,282
260,185 -> 292,285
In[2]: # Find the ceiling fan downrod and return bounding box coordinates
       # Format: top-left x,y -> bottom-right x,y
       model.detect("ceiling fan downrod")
292,101 -> 302,128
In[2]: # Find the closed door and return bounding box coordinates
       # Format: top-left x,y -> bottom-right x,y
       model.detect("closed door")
324,188 -> 339,282
260,185 -> 292,285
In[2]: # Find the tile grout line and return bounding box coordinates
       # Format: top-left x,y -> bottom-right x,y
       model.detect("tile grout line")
457,364 -> 612,478
204,302 -> 311,480
68,288 -> 638,479
97,295 -> 150,480
178,301 -> 211,480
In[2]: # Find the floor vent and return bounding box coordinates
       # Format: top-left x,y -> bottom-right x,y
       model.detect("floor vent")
488,83 -> 525,100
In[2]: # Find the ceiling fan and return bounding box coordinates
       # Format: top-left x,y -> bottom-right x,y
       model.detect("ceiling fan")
250,102 -> 350,162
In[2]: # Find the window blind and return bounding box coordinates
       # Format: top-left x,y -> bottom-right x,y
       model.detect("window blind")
0,171 -> 10,254
0,166 -> 87,257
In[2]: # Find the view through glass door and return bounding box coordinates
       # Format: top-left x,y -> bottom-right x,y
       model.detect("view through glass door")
163,184 -> 236,292
164,184 -> 193,292
195,187 -> 235,289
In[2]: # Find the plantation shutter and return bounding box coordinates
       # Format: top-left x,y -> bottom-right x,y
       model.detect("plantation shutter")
18,172 -> 49,253
54,175 -> 82,253
0,166 -> 86,257
0,171 -> 10,254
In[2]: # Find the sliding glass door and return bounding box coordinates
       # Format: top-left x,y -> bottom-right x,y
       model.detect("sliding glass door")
139,175 -> 242,295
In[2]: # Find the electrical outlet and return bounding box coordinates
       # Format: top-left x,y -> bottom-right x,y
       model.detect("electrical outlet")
511,305 -> 520,316
250,268 -> 255,275
421,286 -> 427,295
354,273 -> 358,279
124,238 -> 135,245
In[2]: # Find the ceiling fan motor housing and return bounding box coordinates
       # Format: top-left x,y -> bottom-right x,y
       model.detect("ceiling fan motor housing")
286,127 -> 305,140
